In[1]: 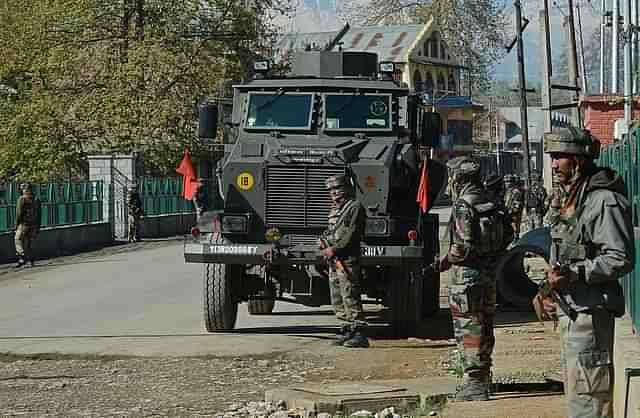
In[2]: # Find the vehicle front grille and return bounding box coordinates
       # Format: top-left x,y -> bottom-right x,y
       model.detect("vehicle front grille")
265,165 -> 345,228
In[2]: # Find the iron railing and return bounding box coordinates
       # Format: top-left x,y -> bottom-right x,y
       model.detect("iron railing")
0,181 -> 104,233
136,177 -> 196,216
598,127 -> 640,333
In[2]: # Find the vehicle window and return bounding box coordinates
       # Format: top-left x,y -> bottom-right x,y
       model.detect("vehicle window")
325,94 -> 392,130
246,93 -> 313,129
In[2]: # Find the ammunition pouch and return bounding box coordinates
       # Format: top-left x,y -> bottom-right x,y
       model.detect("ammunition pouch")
449,283 -> 484,315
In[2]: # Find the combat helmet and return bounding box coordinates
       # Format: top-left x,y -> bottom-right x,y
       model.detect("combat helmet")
446,156 -> 481,180
325,174 -> 352,191
544,126 -> 600,159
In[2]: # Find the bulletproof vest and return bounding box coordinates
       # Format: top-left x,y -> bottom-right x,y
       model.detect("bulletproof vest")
505,187 -> 523,213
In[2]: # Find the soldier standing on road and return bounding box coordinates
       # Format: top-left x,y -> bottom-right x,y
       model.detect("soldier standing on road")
504,175 -> 524,239
541,127 -> 634,418
525,172 -> 548,231
440,156 -> 510,402
14,183 -> 41,268
320,174 -> 368,348
127,185 -> 143,243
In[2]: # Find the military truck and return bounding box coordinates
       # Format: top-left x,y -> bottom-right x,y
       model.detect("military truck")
184,50 -> 446,336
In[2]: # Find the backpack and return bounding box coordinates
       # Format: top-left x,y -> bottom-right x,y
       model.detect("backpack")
459,199 -> 514,257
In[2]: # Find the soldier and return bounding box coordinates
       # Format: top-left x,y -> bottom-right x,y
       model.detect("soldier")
193,180 -> 208,220
127,184 -> 143,243
504,174 -> 524,239
483,174 -> 505,208
440,156 -> 510,402
14,183 -> 41,268
525,172 -> 548,231
541,127 -> 634,418
319,174 -> 368,348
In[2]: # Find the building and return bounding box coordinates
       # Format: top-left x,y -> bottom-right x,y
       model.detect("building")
274,19 -> 480,156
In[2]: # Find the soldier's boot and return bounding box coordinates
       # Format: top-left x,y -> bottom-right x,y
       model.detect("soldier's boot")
342,332 -> 370,348
453,370 -> 490,402
15,258 -> 25,268
331,324 -> 354,346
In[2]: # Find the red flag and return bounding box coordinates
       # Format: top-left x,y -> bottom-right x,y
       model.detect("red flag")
176,149 -> 200,200
416,158 -> 429,213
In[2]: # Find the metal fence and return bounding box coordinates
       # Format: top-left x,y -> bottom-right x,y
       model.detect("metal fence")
598,127 -> 640,333
137,177 -> 196,216
0,181 -> 104,233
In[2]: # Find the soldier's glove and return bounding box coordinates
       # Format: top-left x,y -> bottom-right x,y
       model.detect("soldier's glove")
547,267 -> 577,290
439,255 -> 451,272
323,246 -> 336,259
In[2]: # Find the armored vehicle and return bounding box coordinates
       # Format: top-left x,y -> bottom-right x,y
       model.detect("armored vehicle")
184,51 -> 446,336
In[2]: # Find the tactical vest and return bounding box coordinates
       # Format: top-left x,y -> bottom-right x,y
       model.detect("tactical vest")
325,199 -> 362,259
551,181 -> 626,316
457,199 -> 514,257
19,196 -> 38,226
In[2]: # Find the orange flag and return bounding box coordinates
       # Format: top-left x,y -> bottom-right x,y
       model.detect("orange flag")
416,158 -> 429,213
176,149 -> 200,200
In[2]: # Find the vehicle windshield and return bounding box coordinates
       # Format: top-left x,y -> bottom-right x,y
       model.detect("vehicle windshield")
246,92 -> 314,129
324,94 -> 392,130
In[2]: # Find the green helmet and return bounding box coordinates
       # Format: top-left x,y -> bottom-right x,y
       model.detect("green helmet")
544,127 -> 600,158
446,156 -> 481,178
325,174 -> 351,190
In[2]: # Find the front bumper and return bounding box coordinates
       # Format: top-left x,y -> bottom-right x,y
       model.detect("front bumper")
184,239 -> 425,266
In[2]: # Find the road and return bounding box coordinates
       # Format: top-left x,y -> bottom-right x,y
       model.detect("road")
0,206 -> 453,358
0,241 -> 350,357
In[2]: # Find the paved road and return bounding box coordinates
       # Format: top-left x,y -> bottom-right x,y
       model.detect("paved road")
0,207 -> 452,357
0,242 -> 350,357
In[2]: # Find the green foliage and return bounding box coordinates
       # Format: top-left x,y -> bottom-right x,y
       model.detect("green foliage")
0,0 -> 290,181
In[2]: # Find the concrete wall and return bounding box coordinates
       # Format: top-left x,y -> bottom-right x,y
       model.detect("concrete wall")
139,213 -> 196,239
0,222 -> 112,264
613,316 -> 640,418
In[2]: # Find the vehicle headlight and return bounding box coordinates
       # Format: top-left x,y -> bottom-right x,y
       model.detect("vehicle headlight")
221,215 -> 249,233
365,218 -> 389,236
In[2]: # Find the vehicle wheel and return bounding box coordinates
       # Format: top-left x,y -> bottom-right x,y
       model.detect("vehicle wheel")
203,263 -> 241,332
388,265 -> 421,337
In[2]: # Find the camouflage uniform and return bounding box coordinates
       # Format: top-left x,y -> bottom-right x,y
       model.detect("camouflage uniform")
504,176 -> 524,239
127,186 -> 143,242
444,157 -> 502,402
14,183 -> 41,268
321,174 -> 367,348
525,174 -> 548,231
545,127 -> 635,418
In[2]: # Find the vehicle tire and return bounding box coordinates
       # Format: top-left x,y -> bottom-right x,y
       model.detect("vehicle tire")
203,263 -> 241,332
388,265 -> 421,337
246,265 -> 276,315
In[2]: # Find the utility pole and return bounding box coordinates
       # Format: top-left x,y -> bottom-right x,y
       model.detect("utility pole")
601,0 -> 607,94
576,1 -> 588,94
540,2 -> 554,191
565,1 -> 582,127
515,0 -> 531,190
613,0 -> 620,93
624,0 -> 633,124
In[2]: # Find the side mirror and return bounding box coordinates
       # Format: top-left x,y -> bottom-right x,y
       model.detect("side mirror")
420,111 -> 441,147
198,103 -> 218,139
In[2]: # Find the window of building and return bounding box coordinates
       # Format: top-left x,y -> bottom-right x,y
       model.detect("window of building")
413,70 -> 423,92
448,73 -> 457,94
437,73 -> 446,93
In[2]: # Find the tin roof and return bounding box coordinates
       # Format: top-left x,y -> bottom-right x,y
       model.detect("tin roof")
275,31 -> 340,56
333,24 -> 426,63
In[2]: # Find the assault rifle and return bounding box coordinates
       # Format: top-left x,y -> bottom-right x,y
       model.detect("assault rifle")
318,237 -> 349,274
535,262 -> 578,321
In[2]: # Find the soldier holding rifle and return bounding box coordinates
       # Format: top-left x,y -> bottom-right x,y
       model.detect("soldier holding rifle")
319,174 -> 368,348
535,127 -> 635,418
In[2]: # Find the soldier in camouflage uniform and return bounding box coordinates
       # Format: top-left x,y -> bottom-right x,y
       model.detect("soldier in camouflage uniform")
320,174 -> 368,348
440,156 -> 505,402
127,184 -> 143,243
504,175 -> 524,239
482,174 -> 505,207
14,183 -> 41,268
525,172 -> 548,231
542,127 -> 634,418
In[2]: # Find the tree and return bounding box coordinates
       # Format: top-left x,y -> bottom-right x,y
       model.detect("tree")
0,0 -> 292,181
338,0 -> 509,91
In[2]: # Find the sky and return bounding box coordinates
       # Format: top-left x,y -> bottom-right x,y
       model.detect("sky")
283,0 -> 603,84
